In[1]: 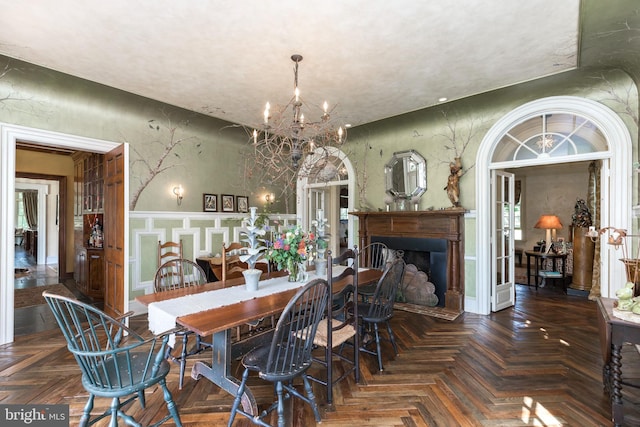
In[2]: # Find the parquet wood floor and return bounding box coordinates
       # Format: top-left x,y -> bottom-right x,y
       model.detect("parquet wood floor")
0,285 -> 623,426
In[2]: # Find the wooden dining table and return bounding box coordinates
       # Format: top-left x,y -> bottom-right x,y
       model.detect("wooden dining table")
136,267 -> 383,415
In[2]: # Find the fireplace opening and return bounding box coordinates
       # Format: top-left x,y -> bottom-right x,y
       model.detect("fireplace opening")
372,236 -> 447,307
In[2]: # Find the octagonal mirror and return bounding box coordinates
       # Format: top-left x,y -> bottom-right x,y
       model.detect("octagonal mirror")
384,150 -> 427,199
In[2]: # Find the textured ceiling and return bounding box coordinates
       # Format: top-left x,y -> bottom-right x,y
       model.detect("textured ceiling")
0,1 -> 580,129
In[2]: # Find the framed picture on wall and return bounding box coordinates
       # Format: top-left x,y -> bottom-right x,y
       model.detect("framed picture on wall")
236,196 -> 248,213
203,193 -> 217,212
221,194 -> 235,212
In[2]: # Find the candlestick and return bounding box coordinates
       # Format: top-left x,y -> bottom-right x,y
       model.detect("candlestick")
264,102 -> 270,124
316,209 -> 323,220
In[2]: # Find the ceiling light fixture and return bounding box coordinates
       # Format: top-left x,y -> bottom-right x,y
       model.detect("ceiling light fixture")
536,134 -> 555,155
251,54 -> 346,170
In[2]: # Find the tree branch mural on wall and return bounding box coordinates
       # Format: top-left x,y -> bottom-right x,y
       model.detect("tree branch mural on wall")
437,110 -> 486,208
352,139 -> 374,211
129,114 -> 200,210
0,60 -> 51,117
591,72 -> 640,128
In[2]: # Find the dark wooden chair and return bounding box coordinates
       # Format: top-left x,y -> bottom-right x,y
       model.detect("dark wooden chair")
357,257 -> 406,371
158,240 -> 183,268
154,258 -> 211,389
358,242 -> 391,300
308,248 -> 360,406
359,242 -> 389,270
43,291 -> 182,427
220,242 -> 247,283
228,278 -> 330,427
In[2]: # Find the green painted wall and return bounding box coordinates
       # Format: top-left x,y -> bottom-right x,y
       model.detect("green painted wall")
345,68 -> 638,212
0,55 -> 287,213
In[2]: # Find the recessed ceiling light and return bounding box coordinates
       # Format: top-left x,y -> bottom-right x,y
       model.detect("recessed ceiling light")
345,124 -> 352,128
438,97 -> 448,102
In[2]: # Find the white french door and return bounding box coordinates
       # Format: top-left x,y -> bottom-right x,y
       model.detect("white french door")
307,189 -> 326,232
491,170 -> 516,311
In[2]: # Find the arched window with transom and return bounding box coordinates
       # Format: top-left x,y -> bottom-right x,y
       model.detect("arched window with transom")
491,113 -> 608,164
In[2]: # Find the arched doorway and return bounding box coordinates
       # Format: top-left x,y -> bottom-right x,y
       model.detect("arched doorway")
474,96 -> 632,315
296,147 -> 356,253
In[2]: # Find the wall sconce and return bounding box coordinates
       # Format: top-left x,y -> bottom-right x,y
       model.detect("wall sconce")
264,192 -> 275,204
173,185 -> 184,206
534,214 -> 563,253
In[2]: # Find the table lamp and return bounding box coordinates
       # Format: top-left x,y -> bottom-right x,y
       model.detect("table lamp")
534,214 -> 563,253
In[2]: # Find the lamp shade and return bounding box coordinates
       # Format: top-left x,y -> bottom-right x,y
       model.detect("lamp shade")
534,215 -> 563,230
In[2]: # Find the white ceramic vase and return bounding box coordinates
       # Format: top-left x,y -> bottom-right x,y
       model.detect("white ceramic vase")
314,259 -> 327,277
242,268 -> 262,291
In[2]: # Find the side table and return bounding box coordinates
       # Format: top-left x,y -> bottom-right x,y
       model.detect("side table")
524,250 -> 567,290
597,297 -> 640,426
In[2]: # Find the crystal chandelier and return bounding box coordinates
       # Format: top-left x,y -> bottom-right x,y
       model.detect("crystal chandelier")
251,54 -> 346,170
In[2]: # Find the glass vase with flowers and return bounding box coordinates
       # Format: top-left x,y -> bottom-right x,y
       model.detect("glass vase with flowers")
265,225 -> 309,281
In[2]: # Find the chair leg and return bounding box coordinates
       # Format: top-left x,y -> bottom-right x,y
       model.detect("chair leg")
373,323 -> 384,372
109,398 -> 119,427
276,381 -> 285,427
111,397 -> 140,427
179,333 -> 189,389
353,321 -> 361,384
80,394 -> 95,427
228,368 -> 249,427
326,343 -> 333,405
386,320 -> 399,355
302,374 -> 322,422
137,390 -> 146,408
160,379 -> 183,427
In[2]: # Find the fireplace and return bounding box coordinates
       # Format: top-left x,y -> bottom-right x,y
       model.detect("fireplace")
351,209 -> 465,312
372,236 -> 447,307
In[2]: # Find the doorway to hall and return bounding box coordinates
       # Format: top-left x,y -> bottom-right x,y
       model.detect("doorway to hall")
13,166 -> 88,336
1,124 -> 126,346
475,96 -> 631,316
14,175 -> 61,275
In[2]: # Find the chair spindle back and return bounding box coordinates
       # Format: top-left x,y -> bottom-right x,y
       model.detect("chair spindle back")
265,279 -> 329,376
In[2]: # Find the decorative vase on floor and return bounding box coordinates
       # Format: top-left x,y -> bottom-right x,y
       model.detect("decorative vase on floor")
571,226 -> 595,291
242,269 -> 262,291
314,259 -> 327,277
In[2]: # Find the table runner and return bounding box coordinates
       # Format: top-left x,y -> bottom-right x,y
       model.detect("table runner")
148,266 -> 350,344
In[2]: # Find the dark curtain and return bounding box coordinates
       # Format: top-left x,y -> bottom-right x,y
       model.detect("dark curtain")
23,190 -> 38,229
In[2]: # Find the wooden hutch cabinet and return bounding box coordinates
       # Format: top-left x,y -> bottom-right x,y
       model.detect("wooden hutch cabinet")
72,153 -> 105,299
